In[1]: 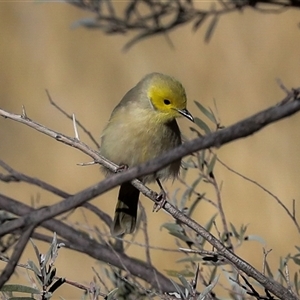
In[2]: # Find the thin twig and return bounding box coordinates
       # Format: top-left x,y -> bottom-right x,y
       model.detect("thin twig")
72,113 -> 80,140
0,195 -> 180,293
211,176 -> 233,251
262,248 -> 272,275
140,204 -> 152,267
66,0 -> 299,50
218,158 -> 300,234
45,89 -> 100,148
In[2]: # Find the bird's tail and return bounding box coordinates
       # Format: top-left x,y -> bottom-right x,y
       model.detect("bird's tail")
111,182 -> 139,236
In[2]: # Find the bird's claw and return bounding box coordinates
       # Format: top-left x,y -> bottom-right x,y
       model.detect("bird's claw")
153,191 -> 167,212
116,164 -> 128,173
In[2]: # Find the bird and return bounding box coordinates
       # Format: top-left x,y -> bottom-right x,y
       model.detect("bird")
100,72 -> 194,236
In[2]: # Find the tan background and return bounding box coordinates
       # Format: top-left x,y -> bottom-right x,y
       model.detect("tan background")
0,2 -> 300,299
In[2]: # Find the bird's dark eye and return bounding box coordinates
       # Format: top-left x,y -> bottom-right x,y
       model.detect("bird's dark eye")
164,99 -> 171,105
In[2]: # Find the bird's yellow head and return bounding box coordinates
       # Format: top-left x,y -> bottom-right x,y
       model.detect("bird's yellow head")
142,73 -> 194,123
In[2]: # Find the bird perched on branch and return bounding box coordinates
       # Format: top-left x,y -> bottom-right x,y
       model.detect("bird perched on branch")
100,72 -> 194,236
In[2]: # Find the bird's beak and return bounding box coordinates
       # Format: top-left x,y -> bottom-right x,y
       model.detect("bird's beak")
177,108 -> 194,122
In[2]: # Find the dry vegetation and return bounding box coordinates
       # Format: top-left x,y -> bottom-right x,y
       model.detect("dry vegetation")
0,1 -> 300,299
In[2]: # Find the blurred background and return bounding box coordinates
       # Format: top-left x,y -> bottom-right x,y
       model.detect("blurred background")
0,1 -> 300,299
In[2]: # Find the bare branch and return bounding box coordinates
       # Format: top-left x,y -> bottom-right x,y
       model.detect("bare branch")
65,0 -> 299,49
218,158 -> 300,233
0,88 -> 300,299
46,89 -> 100,148
0,194 -> 182,293
0,159 -> 112,227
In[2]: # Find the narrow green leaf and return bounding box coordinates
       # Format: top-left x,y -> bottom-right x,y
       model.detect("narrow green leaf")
246,235 -> 265,245
41,233 -> 57,270
9,297 -> 35,300
278,268 -> 288,284
197,150 -> 206,171
177,256 -> 202,263
181,175 -> 203,204
201,214 -> 217,247
167,270 -> 194,277
189,126 -> 203,137
205,214 -> 218,232
106,288 -> 119,300
44,266 -> 55,287
292,256 -> 300,265
181,156 -> 195,180
161,223 -> 182,232
1,284 -> 40,294
181,158 -> 197,169
178,274 -> 192,294
229,223 -> 240,239
166,270 -> 181,277
294,272 -> 299,296
208,266 -> 218,284
170,188 -> 180,208
194,117 -> 211,135
236,224 -> 248,242
27,260 -> 41,277
29,239 -> 40,263
208,106 -> 218,125
207,154 -> 217,176
49,233 -> 58,258
191,176 -> 203,192
181,187 -> 192,206
194,101 -> 216,124
188,193 -> 205,218
170,279 -> 185,298
169,231 -> 194,243
197,275 -> 219,299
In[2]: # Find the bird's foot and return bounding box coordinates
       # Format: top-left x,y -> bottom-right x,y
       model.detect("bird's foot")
115,164 -> 128,173
153,190 -> 167,212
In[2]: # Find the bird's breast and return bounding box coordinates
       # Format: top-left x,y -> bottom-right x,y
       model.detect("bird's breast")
100,109 -> 182,182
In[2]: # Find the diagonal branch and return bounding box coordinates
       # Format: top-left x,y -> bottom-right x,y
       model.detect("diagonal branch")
0,194 -> 183,294
0,88 -> 299,299
0,91 -> 299,237
0,89 -> 299,204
